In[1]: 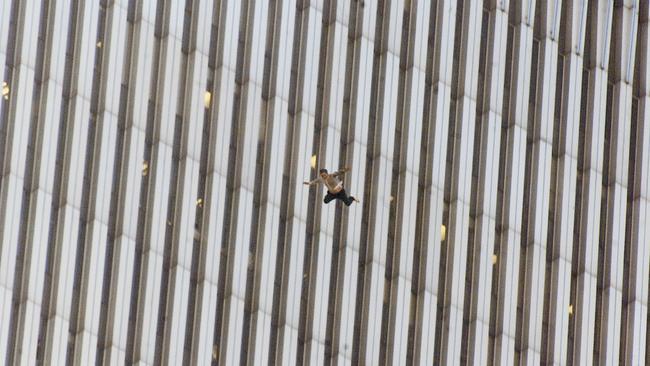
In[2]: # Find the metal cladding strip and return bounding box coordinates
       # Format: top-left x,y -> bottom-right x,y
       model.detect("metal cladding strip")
81,1 -> 128,364
61,0 -> 120,363
333,2 -> 380,365
282,4 -> 325,359
205,1 -> 246,360
644,4 -> 650,356
406,1 -> 443,364
35,0 -> 85,364
567,1 -> 614,365
152,0 -> 207,363
306,5 -> 352,363
7,0 -> 88,363
459,1 -> 510,364
96,0 -> 144,364
238,1 -> 283,364
121,1 -> 162,362
175,0 -> 214,358
314,4 -> 354,360
296,0 -> 339,362
407,1 -> 458,364
9,0 -> 60,363
242,0 -> 295,358
324,1 -> 364,364
392,1 -> 432,363
0,0 -> 25,188
350,0 -> 391,363
212,0 -> 257,363
434,0 -> 465,361
79,1 -> 128,364
540,0 -> 588,364
267,0 -> 308,364
219,2 -> 268,364
55,1 -> 101,364
487,1 -> 536,364
192,1 -> 239,364
245,0 -> 291,358
594,1 -> 637,364
0,0 -> 28,357
3,1 -> 47,364
637,6 -> 650,364
0,10 -> 19,352
365,1 -> 406,362
154,0 -> 199,362
378,0 -> 418,364
433,0 -> 483,363
460,4 -> 492,365
621,3 -> 649,364
182,0 -> 229,364
643,112 -> 650,361
122,0 -> 172,364
247,4 -> 294,365
0,0 -> 12,71
514,1 -> 560,364
267,3 -> 309,365
381,0 -> 430,364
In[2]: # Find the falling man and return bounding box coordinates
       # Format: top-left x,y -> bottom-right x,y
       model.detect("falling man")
304,167 -> 359,206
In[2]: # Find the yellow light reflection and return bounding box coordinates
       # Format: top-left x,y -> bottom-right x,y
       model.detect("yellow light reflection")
204,91 -> 212,108
2,81 -> 9,100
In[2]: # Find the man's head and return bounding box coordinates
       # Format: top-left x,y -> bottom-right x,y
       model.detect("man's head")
319,168 -> 328,178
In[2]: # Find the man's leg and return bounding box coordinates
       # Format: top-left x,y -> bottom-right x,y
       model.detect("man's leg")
336,189 -> 356,206
345,189 -> 359,205
345,194 -> 357,206
324,191 -> 335,204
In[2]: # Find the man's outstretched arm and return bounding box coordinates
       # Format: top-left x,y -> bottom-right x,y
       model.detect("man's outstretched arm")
303,177 -> 321,185
330,167 -> 350,177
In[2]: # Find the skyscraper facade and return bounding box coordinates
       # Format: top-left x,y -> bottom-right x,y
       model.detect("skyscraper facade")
0,0 -> 648,365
